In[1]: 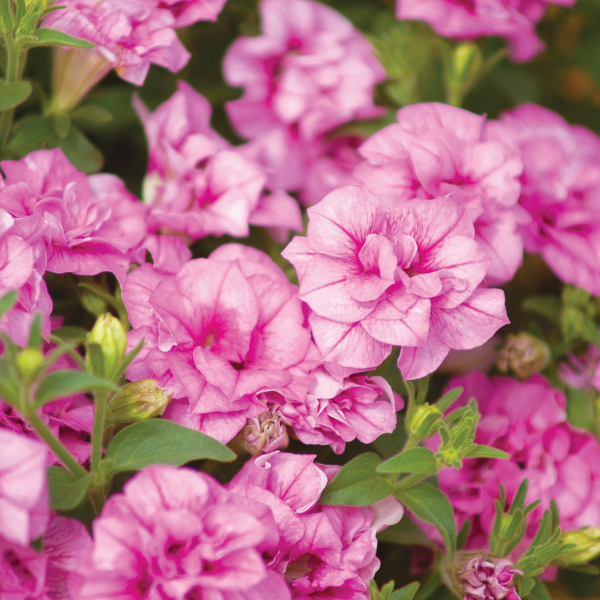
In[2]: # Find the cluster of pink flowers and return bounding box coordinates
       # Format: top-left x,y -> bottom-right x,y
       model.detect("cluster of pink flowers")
396,0 -> 576,62
76,452 -> 401,599
0,432 -> 402,599
458,554 -> 522,600
433,372 -> 600,552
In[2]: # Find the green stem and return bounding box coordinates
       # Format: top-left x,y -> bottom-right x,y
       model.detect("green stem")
91,390 -> 107,473
88,483 -> 106,515
0,33 -> 25,150
404,436 -> 419,450
27,410 -> 88,478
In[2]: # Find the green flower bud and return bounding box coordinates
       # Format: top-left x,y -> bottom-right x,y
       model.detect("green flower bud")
87,314 -> 126,379
16,348 -> 44,382
556,527 -> 600,566
107,380 -> 173,424
407,403 -> 442,440
497,332 -> 550,379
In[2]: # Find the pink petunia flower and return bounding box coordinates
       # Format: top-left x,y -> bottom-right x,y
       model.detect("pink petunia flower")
0,150 -> 147,284
484,103 -> 600,295
355,103 -> 524,284
282,185 -> 509,378
0,430 -> 48,547
223,0 -> 384,191
433,372 -> 600,552
124,244 -> 313,444
396,0 -> 576,62
230,452 -> 403,599
44,0 -> 190,87
77,464 -> 291,600
136,81 -> 302,240
0,210 -> 51,346
278,364 -> 403,454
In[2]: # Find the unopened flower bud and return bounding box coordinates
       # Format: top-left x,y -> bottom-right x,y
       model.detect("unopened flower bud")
442,552 -> 522,600
555,527 -> 600,566
230,409 -> 290,456
16,348 -> 44,382
107,380 -> 173,424
87,314 -> 126,379
407,404 -> 442,440
497,333 -> 550,379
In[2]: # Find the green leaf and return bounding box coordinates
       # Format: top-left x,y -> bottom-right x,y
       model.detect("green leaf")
526,577 -> 552,600
0,290 -> 18,319
47,467 -> 93,511
35,370 -> 120,407
523,296 -> 560,321
59,124 -> 103,173
51,112 -> 70,138
464,444 -> 510,460
436,387 -> 463,413
104,419 -> 235,474
0,80 -> 32,111
377,448 -> 437,475
396,483 -> 457,561
517,575 -> 536,598
27,313 -> 43,348
70,105 -> 113,123
391,582 -> 420,600
377,515 -> 437,547
319,453 -> 394,506
24,28 -> 95,49
565,386 -> 596,433
456,517 -> 472,550
0,360 -> 19,405
414,570 -> 442,600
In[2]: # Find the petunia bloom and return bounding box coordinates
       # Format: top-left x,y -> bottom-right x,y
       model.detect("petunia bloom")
223,0 -> 385,191
0,150 -> 147,284
77,464 -> 291,599
282,185 -> 509,378
124,244 -> 313,444
484,103 -> 600,295
158,0 -> 228,26
396,0 -> 576,63
136,81 -> 302,240
355,102 -> 524,284
230,452 -> 403,599
457,553 -> 522,600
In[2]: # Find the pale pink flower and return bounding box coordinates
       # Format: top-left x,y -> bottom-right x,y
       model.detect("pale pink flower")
136,82 -> 301,240
484,103 -> 600,295
131,234 -> 192,274
434,373 -> 600,552
44,0 -> 190,86
458,554 -> 522,600
0,210 -> 51,346
124,244 -> 313,443
0,430 -> 48,547
158,0 -> 228,26
282,185 -> 509,378
278,364 -> 403,454
78,464 -> 291,600
355,103 -> 524,284
223,0 -> 384,180
0,150 -> 147,284
396,0 -> 575,62
0,537 -> 47,600
230,452 -> 403,599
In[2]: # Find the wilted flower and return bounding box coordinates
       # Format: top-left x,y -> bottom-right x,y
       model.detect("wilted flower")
497,332 -> 550,379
